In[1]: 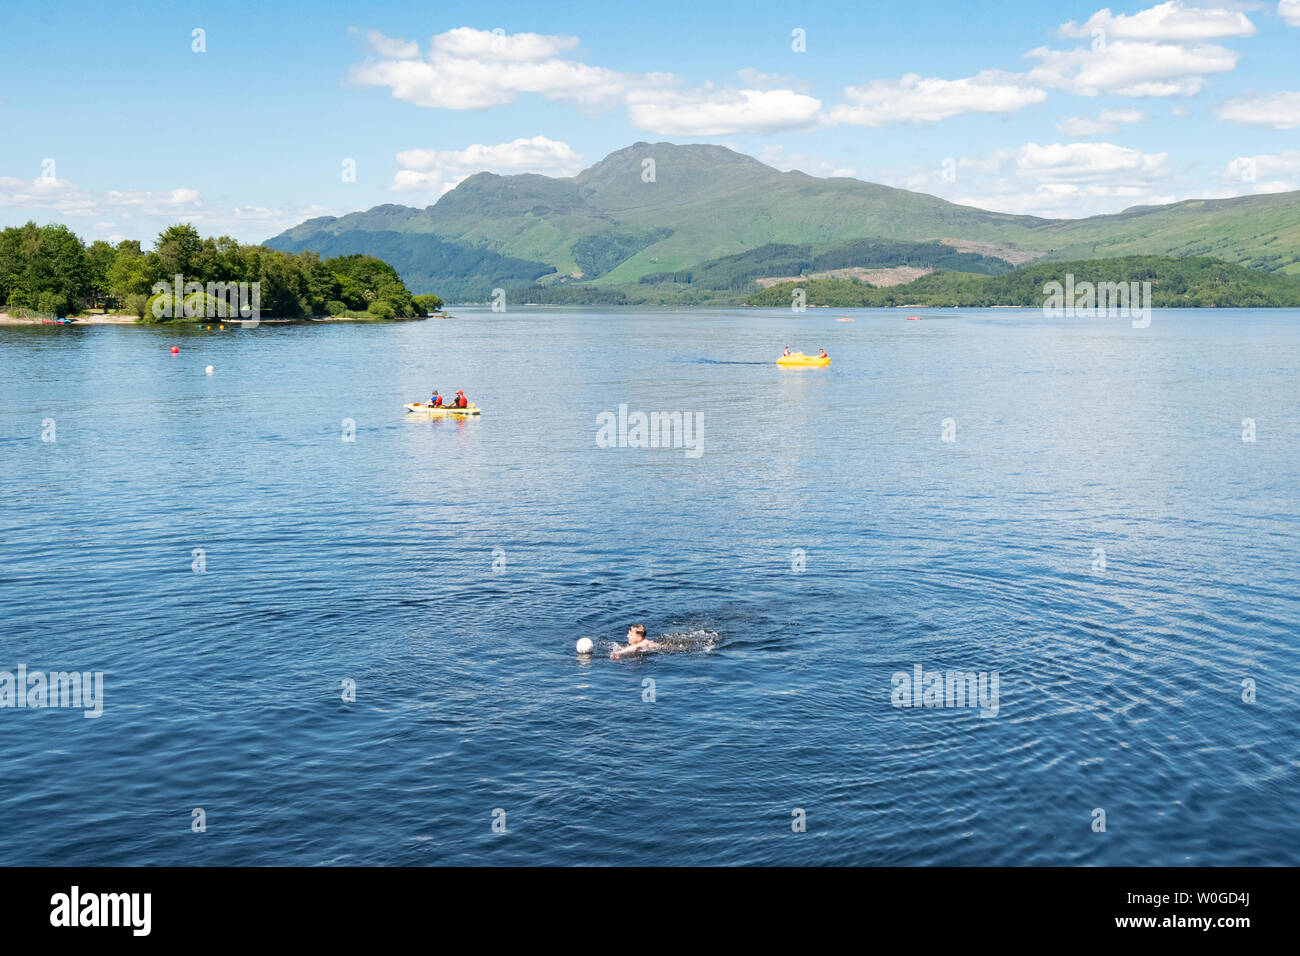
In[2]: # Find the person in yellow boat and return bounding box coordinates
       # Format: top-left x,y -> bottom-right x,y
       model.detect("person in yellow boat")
451,389 -> 469,408
427,390 -> 444,407
782,346 -> 792,357
817,349 -> 828,358
610,624 -> 662,659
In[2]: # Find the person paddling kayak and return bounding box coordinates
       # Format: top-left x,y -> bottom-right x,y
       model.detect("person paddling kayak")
782,346 -> 792,357
451,389 -> 469,408
817,349 -> 828,358
427,390 -> 444,407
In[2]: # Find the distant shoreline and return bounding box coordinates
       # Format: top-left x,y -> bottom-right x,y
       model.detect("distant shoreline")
0,311 -> 446,326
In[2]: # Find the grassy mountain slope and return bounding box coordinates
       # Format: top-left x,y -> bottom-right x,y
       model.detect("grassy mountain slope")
636,238 -> 1015,290
266,143 -> 1300,300
1026,193 -> 1300,273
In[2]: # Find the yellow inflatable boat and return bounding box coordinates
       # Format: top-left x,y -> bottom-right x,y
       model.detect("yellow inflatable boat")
776,352 -> 830,367
404,402 -> 482,416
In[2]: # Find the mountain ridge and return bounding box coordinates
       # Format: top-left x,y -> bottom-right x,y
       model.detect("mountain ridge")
266,142 -> 1300,297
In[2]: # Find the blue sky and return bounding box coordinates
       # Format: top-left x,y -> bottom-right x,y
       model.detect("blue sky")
1,0 -> 1298,244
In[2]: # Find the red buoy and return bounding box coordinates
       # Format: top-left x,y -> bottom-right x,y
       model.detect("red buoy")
170,346 -> 180,353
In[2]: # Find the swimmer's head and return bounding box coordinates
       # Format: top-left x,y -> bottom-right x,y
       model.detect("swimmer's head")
627,624 -> 647,644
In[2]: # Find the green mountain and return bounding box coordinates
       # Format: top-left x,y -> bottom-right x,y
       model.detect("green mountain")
266,142 -> 1300,300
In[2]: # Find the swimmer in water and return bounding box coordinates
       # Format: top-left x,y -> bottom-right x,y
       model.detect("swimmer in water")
610,624 -> 662,659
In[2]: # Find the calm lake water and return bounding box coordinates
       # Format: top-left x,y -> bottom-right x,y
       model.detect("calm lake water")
1,307 -> 1297,866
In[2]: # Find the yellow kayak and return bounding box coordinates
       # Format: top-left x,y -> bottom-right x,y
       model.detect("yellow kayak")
404,402 -> 482,416
777,352 -> 830,367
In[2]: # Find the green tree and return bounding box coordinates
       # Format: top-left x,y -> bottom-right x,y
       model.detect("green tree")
84,240 -> 117,308
255,249 -> 307,317
155,223 -> 203,279
0,223 -> 89,313
335,275 -> 367,311
107,240 -> 158,306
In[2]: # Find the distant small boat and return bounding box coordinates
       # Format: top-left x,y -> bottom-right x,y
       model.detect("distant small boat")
836,317 -> 854,322
906,316 -> 922,321
777,352 -> 830,367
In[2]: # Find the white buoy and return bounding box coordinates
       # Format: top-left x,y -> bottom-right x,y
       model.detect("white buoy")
575,638 -> 594,655
205,365 -> 214,375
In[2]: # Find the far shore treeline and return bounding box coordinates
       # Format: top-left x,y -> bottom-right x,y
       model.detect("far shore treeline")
0,222 -> 443,320
504,255 -> 1300,308
742,256 -> 1300,309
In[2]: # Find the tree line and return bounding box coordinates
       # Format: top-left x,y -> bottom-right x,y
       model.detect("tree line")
0,222 -> 442,319
744,256 -> 1300,308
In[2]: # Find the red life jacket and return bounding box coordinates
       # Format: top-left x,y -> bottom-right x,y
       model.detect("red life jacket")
456,395 -> 468,408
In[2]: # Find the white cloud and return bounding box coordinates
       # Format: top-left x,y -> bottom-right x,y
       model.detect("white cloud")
1279,1 -> 1300,26
949,179 -> 1182,216
1027,3 -> 1254,97
354,26 -> 828,137
827,71 -> 1045,126
627,87 -> 822,135
1056,107 -> 1149,135
757,146 -> 857,179
958,182 -> 1180,217
0,176 -> 204,217
1026,39 -> 1239,96
391,136 -> 585,194
1059,2 -> 1256,41
1017,141 -> 1170,181
353,26 -> 1081,133
354,28 -> 822,134
106,187 -> 202,208
873,140 -> 1180,218
349,27 -> 672,113
1224,150 -> 1300,191
365,31 -> 419,59
0,174 -> 332,242
431,27 -> 579,62
1215,90 -> 1300,127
